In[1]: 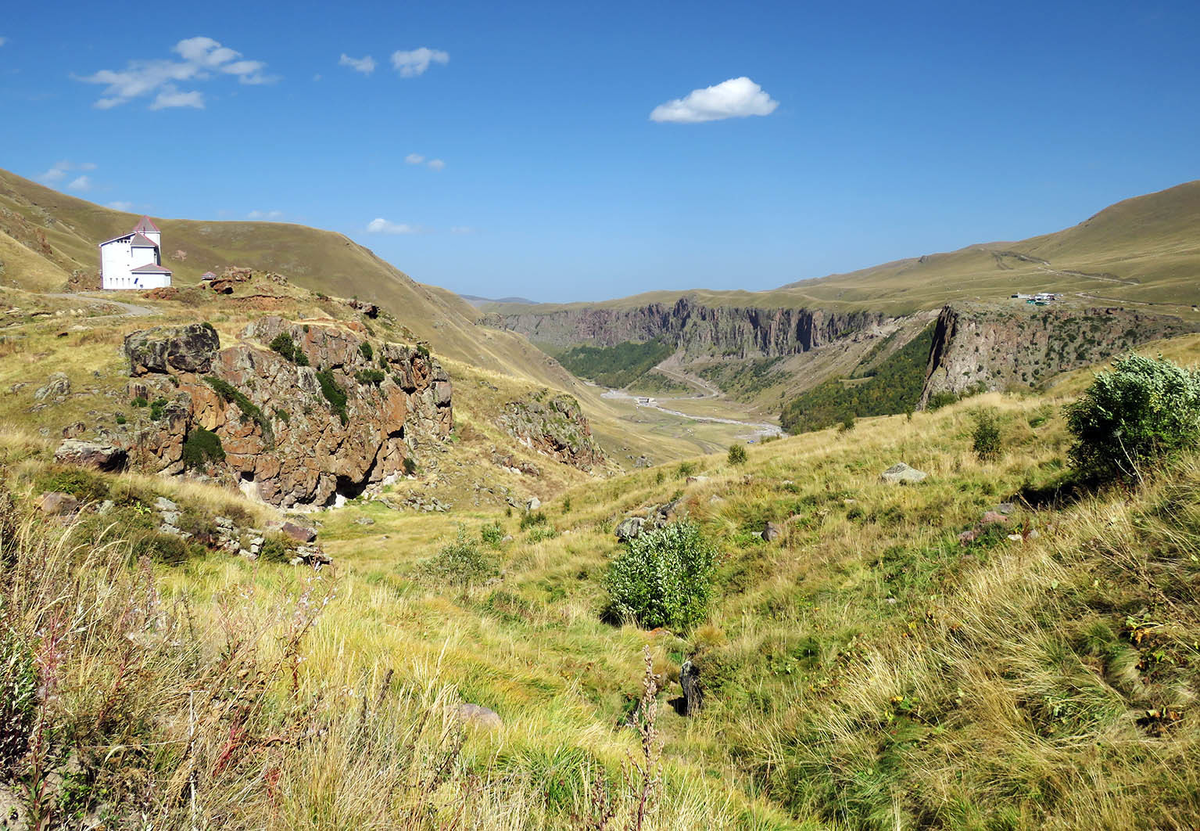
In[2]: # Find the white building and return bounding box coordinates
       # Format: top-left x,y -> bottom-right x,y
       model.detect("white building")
98,216 -> 172,290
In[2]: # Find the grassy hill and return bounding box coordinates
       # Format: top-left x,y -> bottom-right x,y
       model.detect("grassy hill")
6,331 -> 1200,827
484,180 -> 1200,318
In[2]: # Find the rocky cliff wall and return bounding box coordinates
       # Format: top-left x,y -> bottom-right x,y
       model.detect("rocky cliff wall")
487,297 -> 887,359
496,391 -> 604,471
121,318 -> 452,508
921,305 -> 1199,405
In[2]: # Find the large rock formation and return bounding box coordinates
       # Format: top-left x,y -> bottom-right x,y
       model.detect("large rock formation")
485,297 -> 887,360
921,305 -> 1198,405
119,318 -> 452,508
497,391 -> 604,471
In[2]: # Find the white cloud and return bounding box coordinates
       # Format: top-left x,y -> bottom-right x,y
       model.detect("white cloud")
649,76 -> 778,124
450,226 -> 475,235
67,175 -> 92,192
77,36 -> 277,110
405,153 -> 425,165
366,218 -> 420,235
247,210 -> 283,220
0,37 -> 7,47
39,160 -> 96,184
391,47 -> 448,77
108,201 -> 134,211
426,158 -> 445,171
339,53 -> 376,75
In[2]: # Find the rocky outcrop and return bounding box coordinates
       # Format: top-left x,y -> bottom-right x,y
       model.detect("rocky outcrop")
118,318 -> 452,508
54,439 -> 127,472
486,297 -> 887,359
497,391 -> 604,471
921,305 -> 1199,405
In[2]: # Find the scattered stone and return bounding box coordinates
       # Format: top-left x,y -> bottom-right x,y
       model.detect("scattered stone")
97,500 -> 115,515
281,521 -> 317,543
992,502 -> 1016,515
980,511 -> 1009,526
1006,534 -> 1023,542
61,421 -> 86,439
525,496 -> 542,512
686,475 -> 709,485
354,516 -> 376,526
880,463 -> 927,485
1025,528 -> 1041,540
34,372 -> 71,401
680,659 -> 703,716
455,703 -> 502,729
615,516 -> 646,542
39,492 -> 79,516
762,521 -> 784,542
54,439 -> 128,472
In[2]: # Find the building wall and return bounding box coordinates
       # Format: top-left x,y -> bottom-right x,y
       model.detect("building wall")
100,236 -> 172,290
130,272 -> 171,289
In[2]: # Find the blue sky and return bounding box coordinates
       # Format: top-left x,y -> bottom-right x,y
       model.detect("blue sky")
2,0 -> 1198,302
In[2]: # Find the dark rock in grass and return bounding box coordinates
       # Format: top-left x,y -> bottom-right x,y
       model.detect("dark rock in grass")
54,439 -> 128,472
680,659 -> 703,716
615,516 -> 646,542
455,703 -> 502,729
34,372 -> 71,402
124,323 -> 220,376
280,521 -> 317,543
39,492 -> 79,516
881,462 -> 927,485
762,521 -> 784,542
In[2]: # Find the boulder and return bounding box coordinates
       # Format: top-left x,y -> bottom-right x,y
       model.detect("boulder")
124,323 -> 220,376
39,492 -> 79,516
34,372 -> 71,401
525,496 -> 542,512
762,521 -> 784,542
615,516 -> 645,542
54,439 -> 128,472
679,659 -> 703,716
455,703 -> 502,729
881,463 -> 927,485
281,521 -> 317,543
980,511 -> 1009,526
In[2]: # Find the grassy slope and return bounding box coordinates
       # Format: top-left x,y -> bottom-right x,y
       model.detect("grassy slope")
484,180 -> 1200,318
8,332 -> 1200,827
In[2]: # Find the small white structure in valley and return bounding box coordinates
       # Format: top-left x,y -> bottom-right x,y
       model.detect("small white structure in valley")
98,216 -> 172,290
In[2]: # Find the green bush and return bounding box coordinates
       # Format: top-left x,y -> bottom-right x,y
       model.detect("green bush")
131,396 -> 148,408
926,391 -> 959,410
603,520 -> 717,630
181,427 -> 225,470
354,369 -> 386,386
527,525 -> 558,543
36,466 -> 109,502
149,397 -> 168,421
480,522 -> 505,548
315,369 -> 349,425
259,534 -> 295,564
419,532 -> 498,587
269,332 -> 308,365
203,376 -> 274,447
728,444 -> 748,465
1066,354 -> 1200,483
971,408 -> 1002,461
359,342 -> 374,361
519,511 -> 548,530
115,413 -> 127,425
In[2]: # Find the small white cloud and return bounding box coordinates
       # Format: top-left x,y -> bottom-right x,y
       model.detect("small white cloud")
391,47 -> 448,78
150,86 -> 204,110
247,209 -> 283,220
650,76 -> 779,124
39,160 -> 96,184
76,36 -> 276,110
67,175 -> 92,192
0,37 -> 7,47
339,53 -> 376,75
108,201 -> 134,211
450,226 -> 475,235
405,153 -> 425,165
426,158 -> 445,171
366,217 -> 420,235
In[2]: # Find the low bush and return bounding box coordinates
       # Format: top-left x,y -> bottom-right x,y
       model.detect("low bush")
315,369 -> 349,425
971,408 -> 1002,461
36,466 -> 109,503
359,342 -> 374,362
728,444 -> 748,465
354,369 -> 386,386
181,427 -> 225,471
204,376 -> 274,447
480,522 -> 505,548
519,511 -> 548,530
604,520 -> 717,631
269,332 -> 309,366
419,532 -> 498,587
1066,353 -> 1200,483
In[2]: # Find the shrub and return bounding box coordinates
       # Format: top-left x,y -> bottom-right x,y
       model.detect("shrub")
971,408 -> 1002,461
359,342 -> 374,361
927,391 -> 958,410
519,511 -> 548,530
839,413 -> 855,432
269,332 -> 308,365
727,444 -> 748,465
131,396 -> 148,408
115,413 -> 127,425
480,522 -> 505,548
203,377 -> 274,447
677,461 -> 697,479
402,457 -> 417,476
181,427 -> 225,470
259,533 -> 295,564
1066,354 -> 1200,483
36,466 -> 109,503
527,525 -> 558,543
149,397 -> 168,421
604,520 -> 717,631
354,369 -> 386,386
315,369 -> 349,425
419,532 -> 498,587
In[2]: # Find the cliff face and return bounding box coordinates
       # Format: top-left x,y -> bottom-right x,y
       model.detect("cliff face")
921,305 -> 1198,404
497,391 -> 604,471
122,319 -> 452,508
487,298 -> 887,359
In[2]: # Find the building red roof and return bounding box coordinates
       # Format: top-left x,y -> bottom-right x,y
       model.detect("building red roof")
132,216 -> 161,235
130,233 -> 158,248
129,263 -> 172,274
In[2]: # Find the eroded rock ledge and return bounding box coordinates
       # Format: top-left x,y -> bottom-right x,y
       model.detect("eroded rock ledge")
497,391 -> 604,471
120,318 -> 452,508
